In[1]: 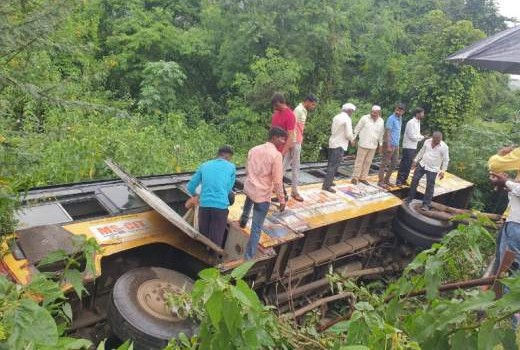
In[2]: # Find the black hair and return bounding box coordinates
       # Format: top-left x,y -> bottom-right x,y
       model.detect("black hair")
271,93 -> 286,107
304,94 -> 318,103
395,102 -> 406,110
268,127 -> 288,140
217,145 -> 234,156
412,107 -> 424,117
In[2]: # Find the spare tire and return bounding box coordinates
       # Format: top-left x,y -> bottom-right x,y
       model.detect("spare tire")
108,267 -> 198,350
397,199 -> 453,237
392,218 -> 441,249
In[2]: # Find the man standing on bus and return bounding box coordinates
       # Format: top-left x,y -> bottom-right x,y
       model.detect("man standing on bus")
396,107 -> 426,186
378,103 -> 406,189
240,127 -> 288,260
290,94 -> 318,200
187,146 -> 236,247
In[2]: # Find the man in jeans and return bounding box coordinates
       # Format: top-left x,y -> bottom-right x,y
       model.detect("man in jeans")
186,146 -> 236,247
489,172 -> 520,273
378,103 -> 406,188
322,103 -> 356,193
290,94 -> 318,199
240,127 -> 287,260
396,107 -> 426,186
406,132 -> 449,210
488,146 -> 520,273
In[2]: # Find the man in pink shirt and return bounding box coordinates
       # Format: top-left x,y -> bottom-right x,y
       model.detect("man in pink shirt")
240,127 -> 288,260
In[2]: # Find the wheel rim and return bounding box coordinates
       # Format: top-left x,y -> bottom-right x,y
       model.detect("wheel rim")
136,279 -> 185,322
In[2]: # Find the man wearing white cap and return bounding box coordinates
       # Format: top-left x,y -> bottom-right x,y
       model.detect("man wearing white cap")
322,103 -> 356,193
351,105 -> 385,185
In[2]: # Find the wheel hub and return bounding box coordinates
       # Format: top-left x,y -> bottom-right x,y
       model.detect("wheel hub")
136,279 -> 184,322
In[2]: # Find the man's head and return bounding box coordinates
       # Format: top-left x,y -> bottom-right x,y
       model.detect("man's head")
394,103 -> 406,117
412,107 -> 425,120
370,105 -> 381,119
271,93 -> 287,111
303,94 -> 318,111
341,103 -> 356,116
217,145 -> 234,161
268,127 -> 288,149
432,131 -> 442,147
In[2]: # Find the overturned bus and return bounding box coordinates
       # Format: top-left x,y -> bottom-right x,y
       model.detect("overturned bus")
3,159 -> 473,349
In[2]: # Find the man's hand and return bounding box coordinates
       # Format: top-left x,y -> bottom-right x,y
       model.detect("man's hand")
438,171 -> 444,180
411,161 -> 417,170
351,139 -> 356,147
378,145 -> 383,156
498,146 -> 515,156
489,172 -> 509,189
386,145 -> 392,153
279,202 -> 286,212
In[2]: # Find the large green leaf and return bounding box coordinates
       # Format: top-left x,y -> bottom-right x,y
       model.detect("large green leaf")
8,298 -> 59,348
230,260 -> 255,280
205,290 -> 224,327
64,268 -> 87,299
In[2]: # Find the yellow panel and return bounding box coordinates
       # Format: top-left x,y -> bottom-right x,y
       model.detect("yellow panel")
62,211 -> 214,277
229,180 -> 402,248
367,171 -> 473,195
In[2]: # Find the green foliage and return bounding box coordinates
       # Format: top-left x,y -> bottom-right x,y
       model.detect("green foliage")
139,61 -> 187,115
168,261 -> 286,350
326,218 -> 520,350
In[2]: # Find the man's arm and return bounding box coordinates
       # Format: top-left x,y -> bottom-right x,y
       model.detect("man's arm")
187,167 -> 202,195
439,146 -> 449,179
345,118 -> 354,142
228,166 -> 236,193
506,180 -> 520,197
488,147 -> 520,173
414,143 -> 426,164
441,147 -> 450,172
405,120 -> 424,142
272,153 -> 286,209
353,116 -> 364,140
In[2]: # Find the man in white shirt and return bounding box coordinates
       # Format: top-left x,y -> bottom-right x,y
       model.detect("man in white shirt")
286,94 -> 318,201
322,103 -> 356,193
396,107 -> 426,186
351,105 -> 384,185
489,172 -> 520,272
406,131 -> 449,210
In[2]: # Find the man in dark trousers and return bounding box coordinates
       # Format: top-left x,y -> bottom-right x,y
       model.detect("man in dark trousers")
322,103 -> 356,192
187,146 -> 236,247
406,132 -> 449,210
396,107 -> 426,186
378,103 -> 405,188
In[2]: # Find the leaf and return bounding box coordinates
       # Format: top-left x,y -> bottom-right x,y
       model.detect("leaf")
222,298 -> 242,336
477,321 -> 502,350
450,330 -> 477,350
340,346 -> 370,350
64,269 -> 87,299
8,298 -> 59,348
230,279 -> 262,309
39,337 -> 92,350
38,249 -> 68,267
205,290 -> 224,327
25,273 -> 64,305
198,268 -> 219,281
230,260 -> 255,280
500,328 -> 518,350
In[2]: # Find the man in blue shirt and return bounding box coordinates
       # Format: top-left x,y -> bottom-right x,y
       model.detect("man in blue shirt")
378,103 -> 405,188
187,145 -> 236,247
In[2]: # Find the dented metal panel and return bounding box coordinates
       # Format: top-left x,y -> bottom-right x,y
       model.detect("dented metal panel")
228,179 -> 402,249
